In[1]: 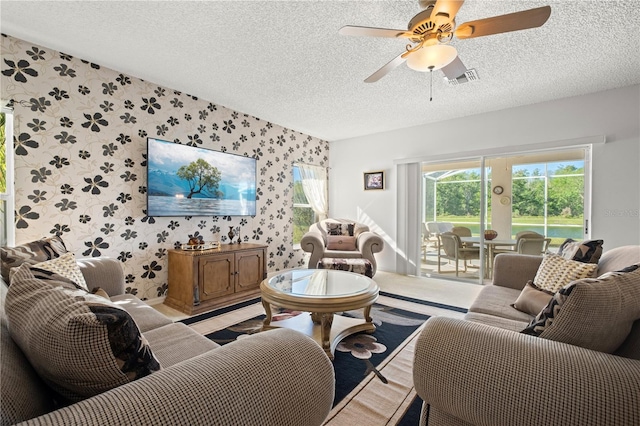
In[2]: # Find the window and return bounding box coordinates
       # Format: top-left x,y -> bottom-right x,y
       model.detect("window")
0,107 -> 15,246
512,159 -> 585,245
292,165 -> 316,245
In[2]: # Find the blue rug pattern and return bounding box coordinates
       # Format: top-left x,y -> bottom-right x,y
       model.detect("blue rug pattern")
179,292 -> 467,420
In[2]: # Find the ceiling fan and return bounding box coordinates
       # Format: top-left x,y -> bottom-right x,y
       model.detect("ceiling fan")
339,0 -> 551,83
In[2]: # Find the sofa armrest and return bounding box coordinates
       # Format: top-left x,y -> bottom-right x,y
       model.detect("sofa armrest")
20,328 -> 335,426
414,317 -> 640,426
492,253 -> 543,290
357,231 -> 384,255
358,232 -> 384,275
77,257 -> 125,296
300,230 -> 325,268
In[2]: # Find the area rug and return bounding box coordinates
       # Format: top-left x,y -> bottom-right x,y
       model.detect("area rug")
179,292 -> 467,425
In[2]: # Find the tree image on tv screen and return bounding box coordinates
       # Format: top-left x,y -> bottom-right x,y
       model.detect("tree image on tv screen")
176,158 -> 222,199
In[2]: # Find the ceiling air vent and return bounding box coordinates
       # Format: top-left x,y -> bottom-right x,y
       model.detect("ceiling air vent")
444,68 -> 480,86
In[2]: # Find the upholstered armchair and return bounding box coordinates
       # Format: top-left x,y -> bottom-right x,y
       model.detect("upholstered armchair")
300,218 -> 384,276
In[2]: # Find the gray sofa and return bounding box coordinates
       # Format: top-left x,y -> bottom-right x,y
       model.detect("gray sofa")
1,257 -> 335,426
413,245 -> 640,426
300,218 -> 384,276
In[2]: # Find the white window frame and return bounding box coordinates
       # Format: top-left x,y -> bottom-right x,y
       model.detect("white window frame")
1,105 -> 15,246
292,163 -> 319,249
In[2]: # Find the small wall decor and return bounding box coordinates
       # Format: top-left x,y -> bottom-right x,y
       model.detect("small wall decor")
364,171 -> 384,190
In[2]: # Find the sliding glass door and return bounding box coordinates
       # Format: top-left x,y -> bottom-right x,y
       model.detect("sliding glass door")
421,158 -> 489,283
420,147 -> 590,284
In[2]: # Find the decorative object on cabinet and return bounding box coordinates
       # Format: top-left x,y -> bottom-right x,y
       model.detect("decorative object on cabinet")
227,226 -> 236,244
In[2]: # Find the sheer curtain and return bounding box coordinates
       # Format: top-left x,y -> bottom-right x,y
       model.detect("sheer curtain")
396,162 -> 422,276
298,163 -> 328,221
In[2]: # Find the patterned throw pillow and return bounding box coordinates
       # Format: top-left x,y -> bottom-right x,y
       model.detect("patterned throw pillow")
5,264 -> 161,403
557,238 -> 604,263
522,265 -> 640,353
325,222 -> 355,237
326,236 -> 357,251
533,254 -> 598,294
1,236 -> 68,283
31,252 -> 88,291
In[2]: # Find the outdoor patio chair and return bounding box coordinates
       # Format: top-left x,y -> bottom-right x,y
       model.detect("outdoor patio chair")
438,232 -> 481,277
517,237 -> 551,255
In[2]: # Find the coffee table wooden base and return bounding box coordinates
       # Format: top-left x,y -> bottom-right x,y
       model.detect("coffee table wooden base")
261,303 -> 375,360
260,270 -> 379,360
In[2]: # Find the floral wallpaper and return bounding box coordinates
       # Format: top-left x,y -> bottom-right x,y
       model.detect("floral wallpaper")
1,34 -> 328,300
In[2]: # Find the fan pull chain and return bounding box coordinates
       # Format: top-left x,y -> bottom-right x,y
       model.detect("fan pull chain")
429,66 -> 434,102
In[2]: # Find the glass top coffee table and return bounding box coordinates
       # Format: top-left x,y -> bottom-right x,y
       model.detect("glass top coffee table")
260,269 -> 379,360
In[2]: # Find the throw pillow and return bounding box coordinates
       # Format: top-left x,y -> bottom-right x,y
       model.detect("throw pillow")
5,264 -> 161,403
325,222 -> 355,236
512,281 -> 553,316
326,236 -> 357,251
326,223 -> 343,236
91,287 -> 111,300
31,252 -> 88,291
533,254 -> 598,294
521,265 -> 640,353
557,238 -> 604,263
1,235 -> 68,283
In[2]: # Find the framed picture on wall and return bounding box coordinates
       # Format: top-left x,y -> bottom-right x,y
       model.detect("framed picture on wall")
364,171 -> 384,190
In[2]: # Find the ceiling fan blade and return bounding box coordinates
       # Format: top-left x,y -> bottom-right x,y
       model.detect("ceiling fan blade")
454,6 -> 551,39
339,25 -> 412,38
430,0 -> 465,23
440,55 -> 467,80
364,53 -> 407,83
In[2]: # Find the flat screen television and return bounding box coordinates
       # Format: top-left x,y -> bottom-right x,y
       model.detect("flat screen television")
147,138 -> 257,217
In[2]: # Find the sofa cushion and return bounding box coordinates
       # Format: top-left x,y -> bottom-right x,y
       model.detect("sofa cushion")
463,312 -> 530,333
468,285 -> 534,323
512,282 -> 554,316
522,265 -> 640,353
557,238 -> 604,263
32,251 -> 89,291
144,322 -> 219,367
5,265 -> 161,403
1,235 -> 68,283
533,254 -> 598,294
326,235 -> 357,250
110,293 -> 174,333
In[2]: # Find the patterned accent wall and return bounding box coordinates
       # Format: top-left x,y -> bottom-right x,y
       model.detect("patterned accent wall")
1,34 -> 328,300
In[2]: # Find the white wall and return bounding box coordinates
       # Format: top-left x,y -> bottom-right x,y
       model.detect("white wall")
329,85 -> 640,273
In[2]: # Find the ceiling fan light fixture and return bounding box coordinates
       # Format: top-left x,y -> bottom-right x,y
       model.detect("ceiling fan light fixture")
406,44 -> 457,72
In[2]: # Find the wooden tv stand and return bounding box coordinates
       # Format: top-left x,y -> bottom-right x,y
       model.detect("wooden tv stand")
165,243 -> 268,315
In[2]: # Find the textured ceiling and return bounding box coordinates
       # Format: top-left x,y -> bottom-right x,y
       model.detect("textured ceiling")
1,1 -> 639,142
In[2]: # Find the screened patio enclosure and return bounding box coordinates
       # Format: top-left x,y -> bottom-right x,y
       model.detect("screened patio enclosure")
420,148 -> 589,282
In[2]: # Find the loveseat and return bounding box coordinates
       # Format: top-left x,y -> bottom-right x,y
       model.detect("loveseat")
413,245 -> 640,426
1,255 -> 335,425
300,218 -> 384,276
